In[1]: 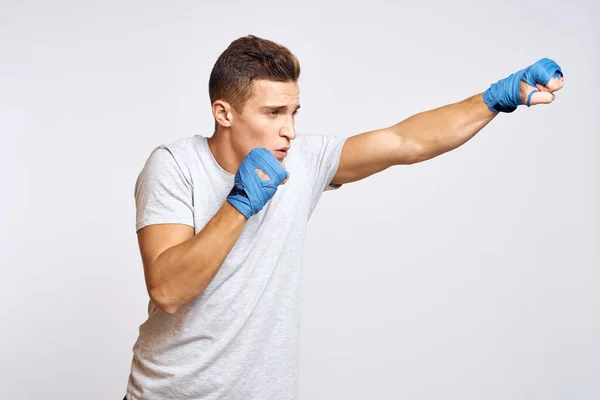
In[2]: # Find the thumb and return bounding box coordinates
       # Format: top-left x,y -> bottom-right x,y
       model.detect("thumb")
521,80 -> 557,106
528,90 -> 556,106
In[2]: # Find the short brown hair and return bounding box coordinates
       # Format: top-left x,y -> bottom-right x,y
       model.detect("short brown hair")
209,35 -> 301,114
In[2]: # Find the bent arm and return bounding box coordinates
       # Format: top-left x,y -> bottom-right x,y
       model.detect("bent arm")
331,93 -> 496,185
138,201 -> 246,314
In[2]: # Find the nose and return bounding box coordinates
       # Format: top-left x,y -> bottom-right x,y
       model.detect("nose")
280,115 -> 296,141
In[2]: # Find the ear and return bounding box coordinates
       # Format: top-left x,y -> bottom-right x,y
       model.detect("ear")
212,100 -> 233,128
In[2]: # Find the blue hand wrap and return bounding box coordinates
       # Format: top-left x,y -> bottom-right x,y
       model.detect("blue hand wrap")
483,58 -> 563,113
227,148 -> 288,219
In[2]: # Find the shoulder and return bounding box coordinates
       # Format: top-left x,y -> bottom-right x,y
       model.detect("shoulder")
157,134 -> 207,162
143,134 -> 208,177
134,136 -> 208,201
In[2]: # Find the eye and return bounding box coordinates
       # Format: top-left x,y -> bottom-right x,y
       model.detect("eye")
268,110 -> 279,116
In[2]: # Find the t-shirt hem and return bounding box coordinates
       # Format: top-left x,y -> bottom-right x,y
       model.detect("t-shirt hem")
136,217 -> 195,232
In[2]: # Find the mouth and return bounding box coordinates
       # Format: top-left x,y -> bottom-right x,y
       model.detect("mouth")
274,147 -> 289,159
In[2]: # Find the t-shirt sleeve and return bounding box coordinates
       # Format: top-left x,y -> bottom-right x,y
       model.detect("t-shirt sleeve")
134,146 -> 194,232
298,134 -> 347,212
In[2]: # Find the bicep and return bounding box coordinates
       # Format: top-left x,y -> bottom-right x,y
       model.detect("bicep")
330,128 -> 419,185
137,223 -> 195,285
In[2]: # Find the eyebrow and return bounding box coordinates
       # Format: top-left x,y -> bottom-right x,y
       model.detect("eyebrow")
261,105 -> 301,112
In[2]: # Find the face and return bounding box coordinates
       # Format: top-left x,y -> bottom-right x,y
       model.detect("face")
230,80 -> 300,163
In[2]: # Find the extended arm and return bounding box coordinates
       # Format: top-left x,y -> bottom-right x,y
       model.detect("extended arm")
331,93 -> 494,185
331,58 -> 564,185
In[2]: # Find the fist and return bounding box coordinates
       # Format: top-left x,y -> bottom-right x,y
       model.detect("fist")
227,148 -> 289,219
255,153 -> 290,185
520,60 -> 565,106
483,58 -> 564,113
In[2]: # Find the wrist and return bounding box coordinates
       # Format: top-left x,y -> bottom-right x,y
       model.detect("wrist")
483,72 -> 522,113
223,199 -> 250,221
226,186 -> 253,219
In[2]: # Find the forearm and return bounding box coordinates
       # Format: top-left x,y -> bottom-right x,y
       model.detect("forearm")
393,93 -> 497,163
149,201 -> 246,314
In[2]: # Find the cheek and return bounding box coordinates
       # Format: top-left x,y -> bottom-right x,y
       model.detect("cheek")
257,115 -> 277,130
235,117 -> 274,150
251,117 -> 279,138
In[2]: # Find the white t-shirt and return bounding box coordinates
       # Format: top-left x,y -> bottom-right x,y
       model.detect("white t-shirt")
126,133 -> 346,400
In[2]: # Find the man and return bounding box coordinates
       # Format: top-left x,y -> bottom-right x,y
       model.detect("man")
124,35 -> 563,399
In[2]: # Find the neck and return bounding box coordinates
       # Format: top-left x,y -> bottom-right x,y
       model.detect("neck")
207,130 -> 242,175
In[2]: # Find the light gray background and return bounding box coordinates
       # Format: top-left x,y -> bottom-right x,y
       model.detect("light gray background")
1,0 -> 598,399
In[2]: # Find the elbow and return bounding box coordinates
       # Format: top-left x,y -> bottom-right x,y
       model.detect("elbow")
149,286 -> 181,315
402,140 -> 430,165
159,304 -> 179,315
391,132 -> 431,165
407,139 -> 445,164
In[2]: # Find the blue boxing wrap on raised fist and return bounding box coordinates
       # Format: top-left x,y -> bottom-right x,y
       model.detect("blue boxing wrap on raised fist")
227,148 -> 288,219
483,58 -> 563,113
